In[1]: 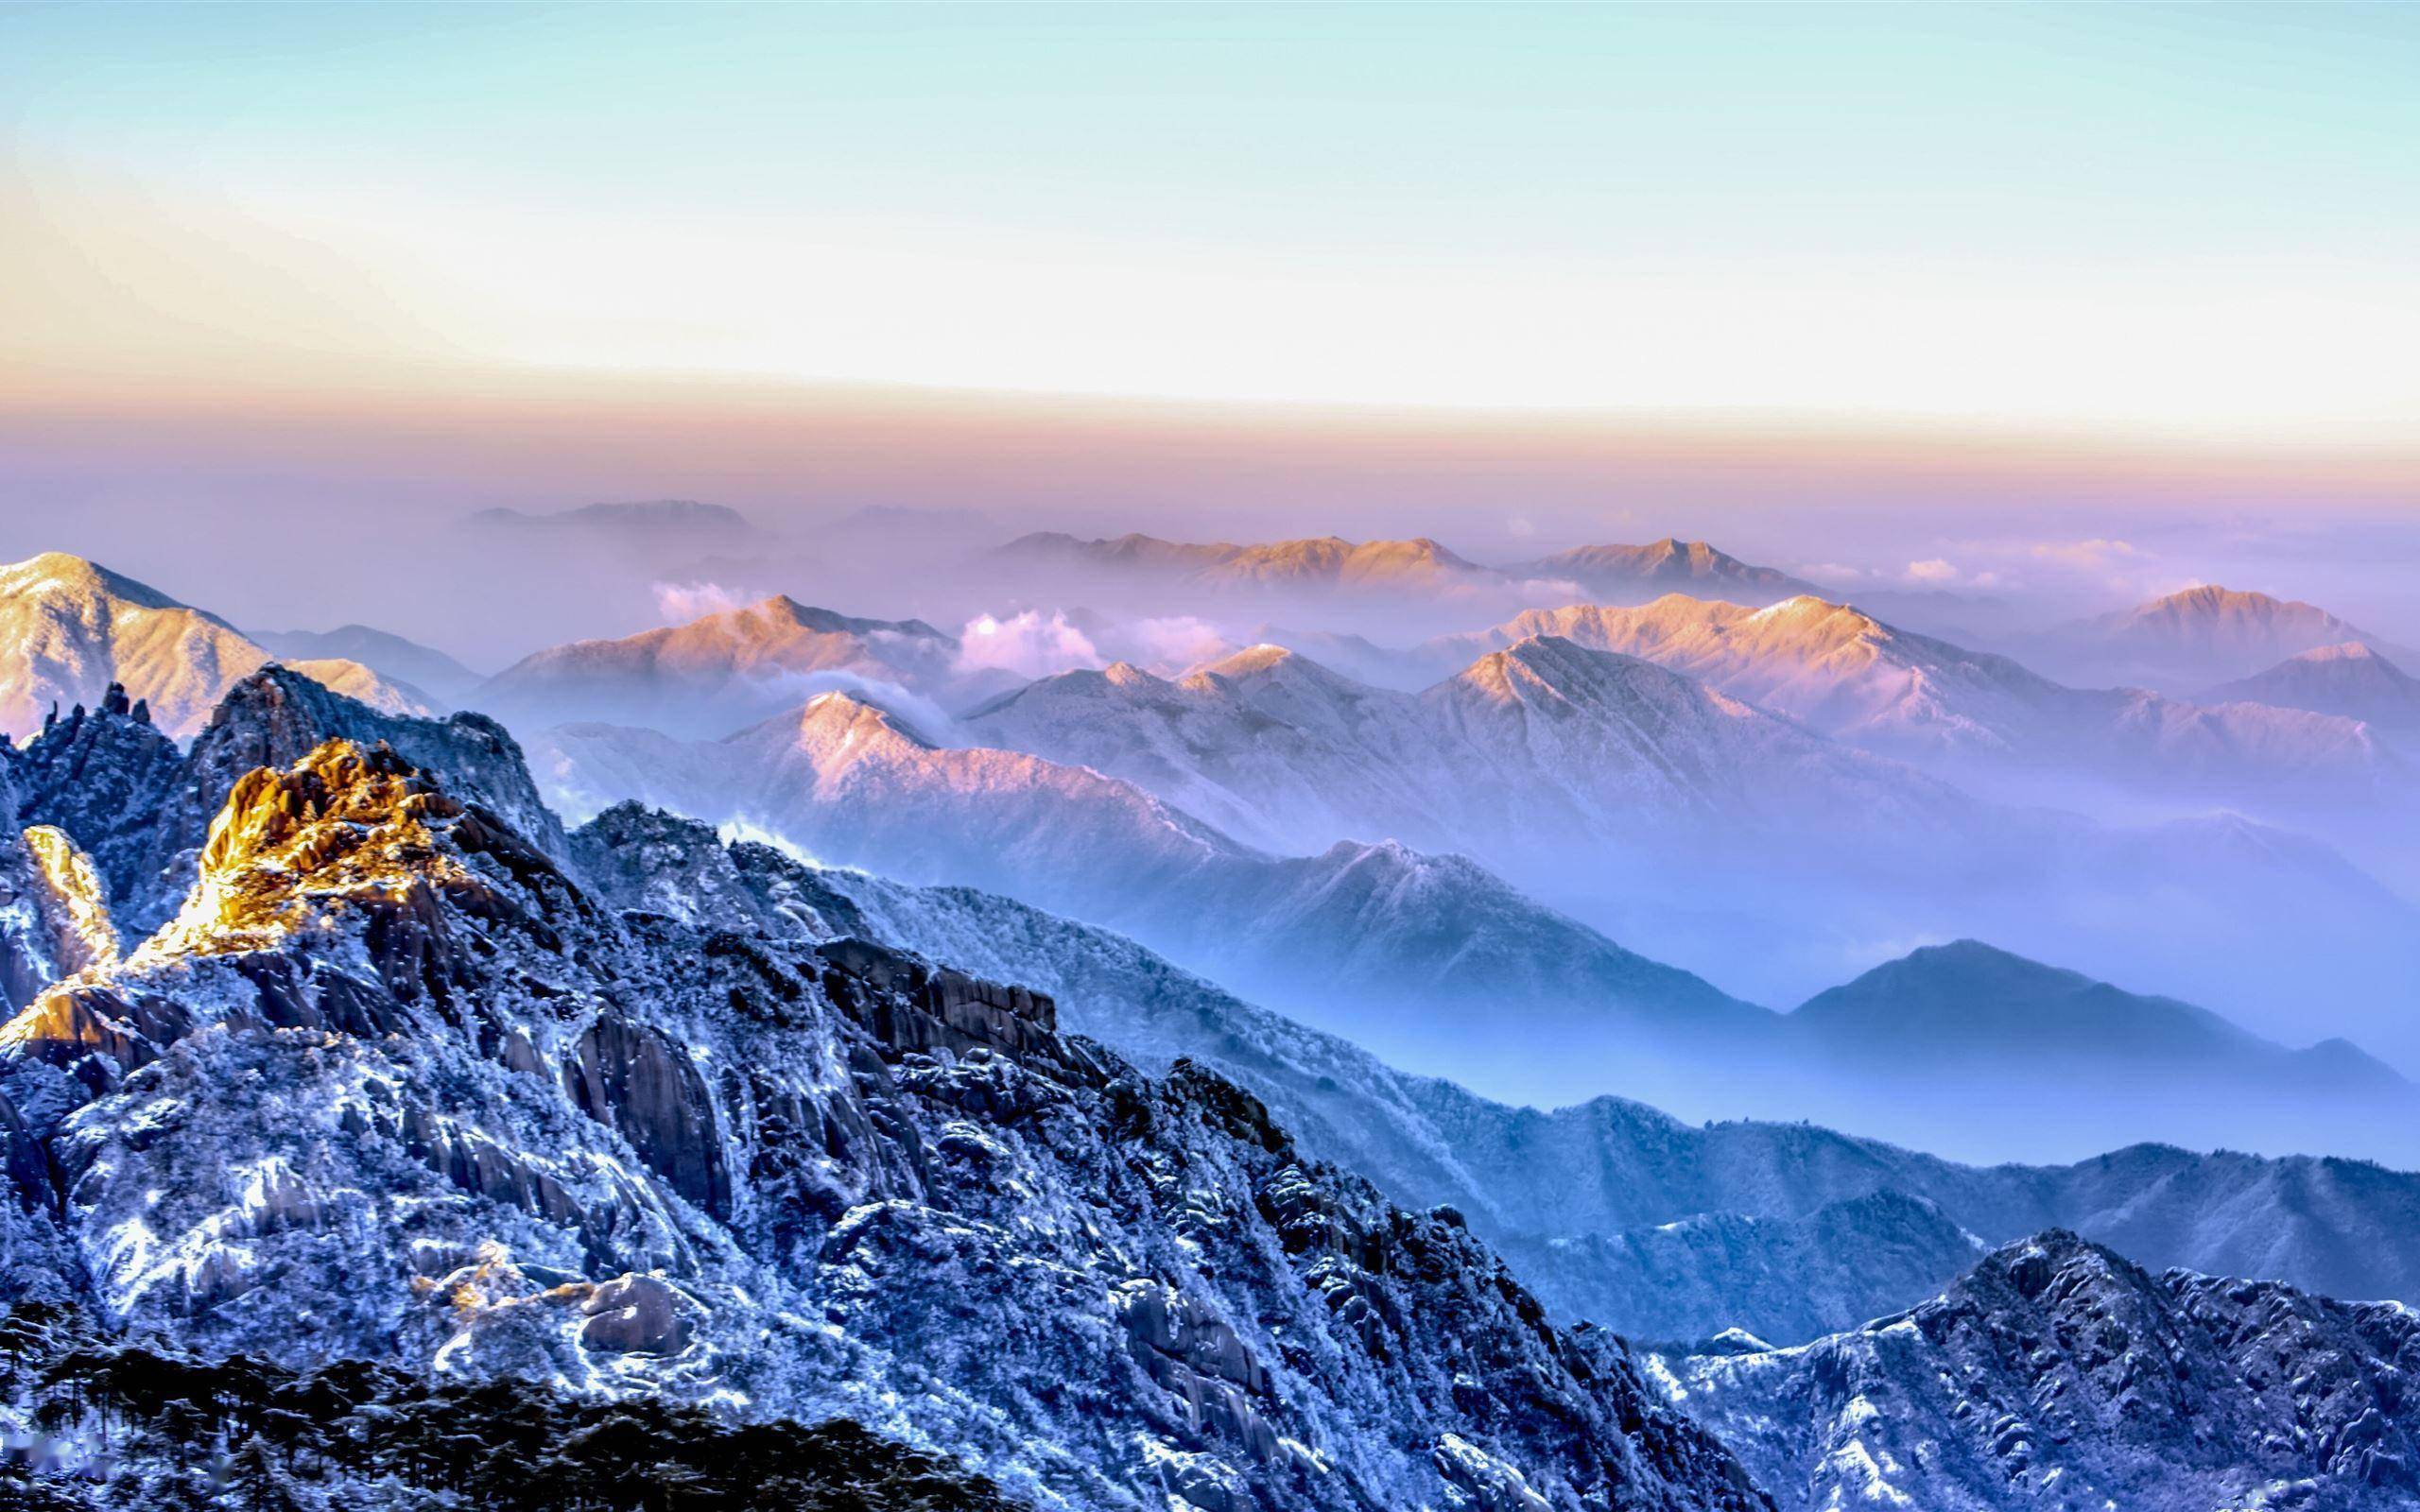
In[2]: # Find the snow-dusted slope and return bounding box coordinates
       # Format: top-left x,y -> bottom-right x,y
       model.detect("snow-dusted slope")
1414,593 -> 2401,790
527,671 -> 2420,1154
2034,583 -> 2419,693
0,553 -> 435,740
475,594 -> 969,738
0,733 -> 1771,1512
1503,540 -> 1820,605
10,679 -> 2420,1367
964,636 -> 1958,858
529,690 -> 1765,1081
1656,1231 -> 2420,1512
2202,642 -> 2420,733
581,816 -> 2420,1347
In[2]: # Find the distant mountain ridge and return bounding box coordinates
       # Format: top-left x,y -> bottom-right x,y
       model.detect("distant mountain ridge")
999,529 -> 1503,592
2032,583 -> 2420,693
996,528 -> 1821,605
962,633 -> 1955,857
251,623 -> 487,702
529,687 -> 1769,1077
2202,641 -> 2420,732
1505,539 -> 1822,604
474,593 -> 972,737
468,498 -> 760,540
1396,592 -> 2402,792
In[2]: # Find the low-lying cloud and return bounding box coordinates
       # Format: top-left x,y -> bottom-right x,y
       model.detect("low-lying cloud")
652,579 -> 761,624
956,610 -> 1105,679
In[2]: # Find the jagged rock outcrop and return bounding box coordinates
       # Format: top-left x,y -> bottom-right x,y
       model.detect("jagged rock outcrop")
1655,1232 -> 2420,1512
9,683 -> 182,919
9,665 -> 566,936
0,737 -> 1770,1512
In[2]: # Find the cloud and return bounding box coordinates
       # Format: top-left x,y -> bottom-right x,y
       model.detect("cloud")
1125,615 -> 1234,671
2029,538 -> 2143,569
1904,558 -> 1961,584
651,579 -> 760,623
955,610 -> 1104,679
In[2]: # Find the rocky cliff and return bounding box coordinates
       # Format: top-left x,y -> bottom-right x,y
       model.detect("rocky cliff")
0,735 -> 1768,1512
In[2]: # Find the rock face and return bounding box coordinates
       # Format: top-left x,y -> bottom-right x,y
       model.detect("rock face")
1655,1232 -> 2420,1512
9,664 -> 563,937
9,683 -> 183,917
0,734 -> 1769,1512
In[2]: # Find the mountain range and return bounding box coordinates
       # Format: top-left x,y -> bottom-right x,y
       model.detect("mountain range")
0,692 -> 1770,1512
9,651 -> 2420,1508
2027,583 -> 2420,694
996,530 -> 1829,608
961,636 -> 1958,857
474,593 -> 979,737
526,676 -> 2420,1164
0,552 -> 436,740
250,622 -> 489,703
18,548 -> 2412,1140
1396,593 -> 2404,794
2202,641 -> 2420,734
1503,539 -> 1822,604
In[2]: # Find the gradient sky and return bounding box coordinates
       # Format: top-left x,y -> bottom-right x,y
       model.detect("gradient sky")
7,2 -> 2416,443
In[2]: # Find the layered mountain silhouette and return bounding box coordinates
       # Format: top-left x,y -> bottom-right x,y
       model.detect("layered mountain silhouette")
1503,539 -> 1821,605
250,622 -> 488,703
9,655 -> 2420,1511
2031,583 -> 2419,693
2202,641 -> 2420,734
1403,593 -> 2402,792
997,530 -> 1503,593
474,593 -> 972,737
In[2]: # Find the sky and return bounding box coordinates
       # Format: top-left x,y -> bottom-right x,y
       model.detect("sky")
7,3 -> 2416,434
1,1 -> 2415,636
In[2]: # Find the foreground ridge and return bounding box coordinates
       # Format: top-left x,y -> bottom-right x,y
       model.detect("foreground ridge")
0,735 -> 1768,1512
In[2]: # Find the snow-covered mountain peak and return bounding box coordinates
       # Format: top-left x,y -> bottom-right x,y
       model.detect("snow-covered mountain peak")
0,551 -> 203,616
0,551 -> 436,741
773,688 -> 943,753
